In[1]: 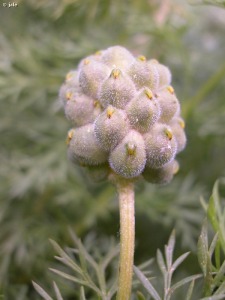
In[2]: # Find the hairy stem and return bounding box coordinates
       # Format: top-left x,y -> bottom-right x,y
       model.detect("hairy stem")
116,180 -> 135,300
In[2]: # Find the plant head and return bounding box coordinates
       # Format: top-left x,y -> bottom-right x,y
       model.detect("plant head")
60,46 -> 186,184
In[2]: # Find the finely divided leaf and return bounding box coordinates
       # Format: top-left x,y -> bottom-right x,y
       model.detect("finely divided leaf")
199,295 -> 225,300
185,280 -> 195,300
49,268 -> 87,286
134,266 -> 161,300
138,258 -> 154,271
197,220 -> 209,276
69,229 -> 98,271
50,268 -> 101,295
166,230 -> 176,269
208,194 -> 219,232
214,280 -> 225,295
168,274 -> 202,297
157,249 -> 166,276
101,244 -> 119,271
171,252 -> 190,272
209,233 -> 219,259
49,239 -> 82,274
32,281 -> 53,300
80,287 -> 87,300
53,281 -> 64,300
212,260 -> 225,290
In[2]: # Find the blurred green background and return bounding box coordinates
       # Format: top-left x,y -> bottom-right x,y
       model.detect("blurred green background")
0,0 -> 225,299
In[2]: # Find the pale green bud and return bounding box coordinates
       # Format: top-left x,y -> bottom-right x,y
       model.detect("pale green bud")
143,160 -> 179,184
128,56 -> 159,91
78,51 -> 104,69
109,130 -> 146,178
126,87 -> 161,133
144,123 -> 177,168
64,93 -> 96,127
61,46 -> 186,183
59,71 -> 82,106
157,86 -> 180,122
101,45 -> 134,70
169,117 -> 186,153
59,85 -> 77,106
67,125 -> 108,166
94,105 -> 130,151
64,70 -> 80,88
79,60 -> 110,98
99,69 -> 136,109
148,59 -> 172,88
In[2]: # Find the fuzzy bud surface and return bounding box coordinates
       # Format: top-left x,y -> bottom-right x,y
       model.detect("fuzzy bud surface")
60,46 -> 186,183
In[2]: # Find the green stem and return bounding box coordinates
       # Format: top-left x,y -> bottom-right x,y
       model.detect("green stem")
116,180 -> 135,300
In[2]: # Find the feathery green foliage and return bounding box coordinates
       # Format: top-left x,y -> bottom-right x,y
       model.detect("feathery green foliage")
30,180 -> 225,299
0,0 -> 225,299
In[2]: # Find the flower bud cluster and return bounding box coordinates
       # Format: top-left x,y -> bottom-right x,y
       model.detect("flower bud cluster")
60,46 -> 186,184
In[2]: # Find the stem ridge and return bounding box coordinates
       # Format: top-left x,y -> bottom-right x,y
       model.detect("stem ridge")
116,181 -> 135,300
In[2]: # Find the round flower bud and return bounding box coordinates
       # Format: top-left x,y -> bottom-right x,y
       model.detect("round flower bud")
99,69 -> 136,109
61,46 -> 186,183
148,59 -> 172,88
128,56 -> 159,91
79,60 -> 110,98
109,130 -> 146,178
94,105 -> 130,151
144,123 -> 177,169
169,117 -> 186,153
78,51 -> 104,69
157,86 -> 180,122
101,46 -> 134,70
143,160 -> 179,184
67,124 -> 108,166
59,85 -> 77,106
126,87 -> 161,133
64,93 -> 96,127
64,70 -> 80,88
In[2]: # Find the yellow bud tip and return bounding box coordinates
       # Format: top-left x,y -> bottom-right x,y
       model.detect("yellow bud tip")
126,143 -> 136,156
66,72 -> 73,81
66,130 -> 74,145
106,106 -> 115,118
165,128 -> 173,140
66,91 -> 73,100
138,55 -> 146,62
178,119 -> 185,129
83,59 -> 90,65
93,100 -> 100,108
95,50 -> 102,55
111,69 -> 121,79
145,89 -> 153,100
167,86 -> 175,94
